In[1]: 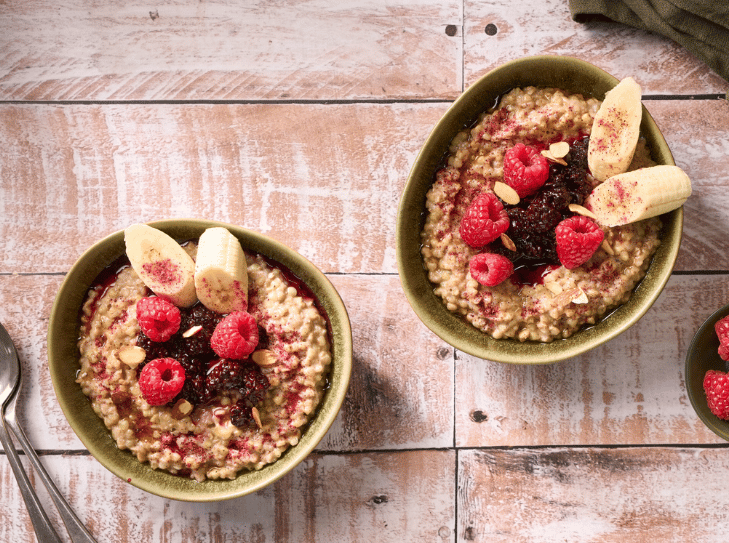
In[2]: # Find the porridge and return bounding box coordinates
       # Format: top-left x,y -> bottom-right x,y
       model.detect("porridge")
77,226 -> 332,481
420,85 -> 665,342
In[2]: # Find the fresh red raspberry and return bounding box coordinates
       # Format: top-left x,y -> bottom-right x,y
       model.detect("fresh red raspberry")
555,215 -> 605,270
703,369 -> 729,420
138,358 -> 186,406
469,253 -> 514,287
503,143 -> 550,198
211,311 -> 259,359
720,344 -> 729,362
136,296 -> 181,342
715,316 -> 729,344
459,192 -> 510,248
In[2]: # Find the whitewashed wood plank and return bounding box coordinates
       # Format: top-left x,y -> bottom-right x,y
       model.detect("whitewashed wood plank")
645,99 -> 729,271
0,102 -> 448,275
458,447 -> 729,542
1,100 -> 727,274
463,0 -> 729,94
456,274 -> 728,448
0,273 -> 454,451
0,0 -> 461,101
0,450 -> 455,543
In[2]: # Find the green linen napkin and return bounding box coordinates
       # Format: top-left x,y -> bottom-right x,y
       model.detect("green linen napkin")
569,0 -> 729,83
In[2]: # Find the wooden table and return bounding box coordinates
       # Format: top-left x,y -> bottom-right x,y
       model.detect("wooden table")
2,1 -> 729,541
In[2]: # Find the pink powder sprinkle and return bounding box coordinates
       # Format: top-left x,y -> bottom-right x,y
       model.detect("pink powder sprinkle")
142,259 -> 181,285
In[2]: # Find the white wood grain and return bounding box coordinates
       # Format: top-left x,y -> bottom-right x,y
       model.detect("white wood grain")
456,274 -> 728,448
0,451 -> 456,543
0,102 -> 448,275
458,447 -> 729,542
0,0 -> 461,101
1,100 -> 728,275
463,0 -> 729,94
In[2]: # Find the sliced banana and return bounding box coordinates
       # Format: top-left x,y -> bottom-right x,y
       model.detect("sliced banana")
124,224 -> 198,307
584,165 -> 692,227
588,77 -> 643,183
194,227 -> 248,314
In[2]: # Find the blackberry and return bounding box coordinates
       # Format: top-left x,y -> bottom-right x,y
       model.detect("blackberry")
229,400 -> 255,428
494,136 -> 592,267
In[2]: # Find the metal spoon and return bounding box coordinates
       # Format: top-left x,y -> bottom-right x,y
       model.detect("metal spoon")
0,322 -> 97,543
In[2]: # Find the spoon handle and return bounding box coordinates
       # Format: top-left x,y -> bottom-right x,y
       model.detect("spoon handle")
5,410 -> 98,543
0,416 -> 64,543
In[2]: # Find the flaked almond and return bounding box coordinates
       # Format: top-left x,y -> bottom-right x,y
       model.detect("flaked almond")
252,349 -> 279,368
500,233 -> 516,251
550,141 -> 570,158
541,149 -> 568,166
171,399 -> 193,419
251,407 -> 263,429
493,181 -> 520,205
572,289 -> 589,304
601,239 -> 615,255
182,325 -> 203,338
545,282 -> 563,295
568,203 -> 598,220
118,346 -> 145,368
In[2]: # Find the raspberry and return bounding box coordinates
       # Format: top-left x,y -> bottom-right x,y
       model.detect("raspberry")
138,358 -> 186,406
715,316 -> 729,344
720,344 -> 729,362
503,143 -> 550,198
210,311 -> 259,359
555,215 -> 604,270
469,253 -> 514,287
703,370 -> 729,420
459,192 -> 510,248
136,297 -> 181,342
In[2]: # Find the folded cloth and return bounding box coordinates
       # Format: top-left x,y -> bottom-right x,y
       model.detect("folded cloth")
569,0 -> 729,83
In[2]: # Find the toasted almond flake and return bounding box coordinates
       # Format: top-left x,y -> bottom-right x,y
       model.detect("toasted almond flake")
171,398 -> 193,419
572,289 -> 589,304
252,349 -> 279,367
500,233 -> 516,251
545,282 -> 563,295
182,325 -> 203,338
118,346 -> 145,367
601,239 -> 615,255
555,287 -> 581,307
540,149 -> 568,166
550,141 -> 570,158
568,203 -> 598,220
251,407 -> 263,429
493,181 -> 520,205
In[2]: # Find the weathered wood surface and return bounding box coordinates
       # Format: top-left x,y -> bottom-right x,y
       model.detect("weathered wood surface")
458,447 -> 729,543
1,99 -> 728,275
0,451 -> 456,542
3,0 -> 729,541
0,0 -> 726,102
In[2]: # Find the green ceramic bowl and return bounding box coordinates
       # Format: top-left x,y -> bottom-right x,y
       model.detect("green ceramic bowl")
48,219 -> 352,501
396,55 -> 682,364
685,304 -> 729,441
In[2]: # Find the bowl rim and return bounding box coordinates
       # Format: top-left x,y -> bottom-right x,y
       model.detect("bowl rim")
47,218 -> 352,501
685,303 -> 729,442
396,54 -> 682,364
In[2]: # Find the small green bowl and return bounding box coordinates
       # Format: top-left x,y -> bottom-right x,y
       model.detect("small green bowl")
685,304 -> 729,441
396,55 -> 683,364
48,219 -> 352,501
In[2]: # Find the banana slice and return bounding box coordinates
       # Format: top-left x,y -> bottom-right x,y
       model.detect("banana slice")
588,77 -> 643,183
584,165 -> 691,227
194,227 -> 248,314
124,224 -> 198,307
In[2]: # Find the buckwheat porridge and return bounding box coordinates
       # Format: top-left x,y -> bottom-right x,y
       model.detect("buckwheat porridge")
77,228 -> 332,481
420,86 -> 662,342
